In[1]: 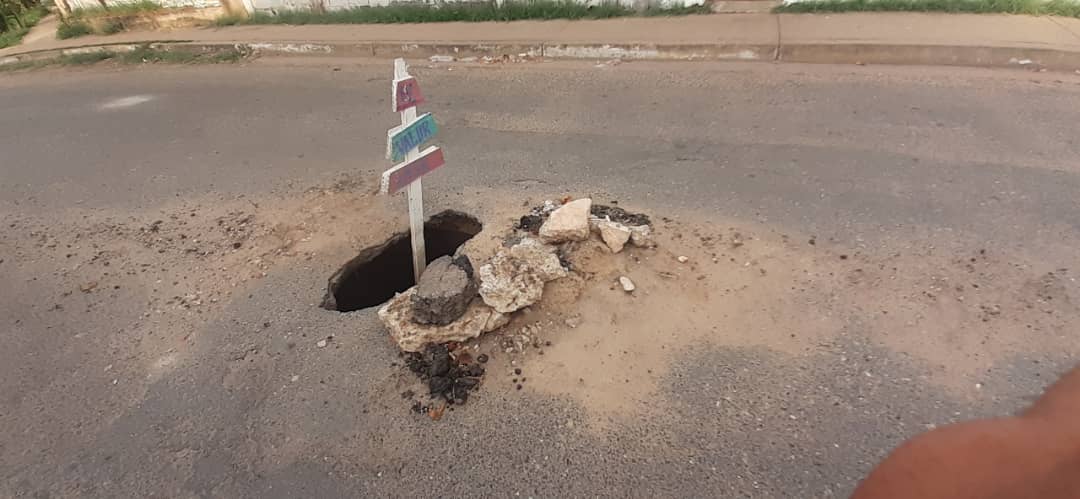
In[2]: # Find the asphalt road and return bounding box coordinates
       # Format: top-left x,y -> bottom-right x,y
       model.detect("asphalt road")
2,59 -> 1080,498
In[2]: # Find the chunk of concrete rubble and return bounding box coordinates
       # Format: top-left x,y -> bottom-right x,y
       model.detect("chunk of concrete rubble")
597,220 -> 632,253
479,237 -> 567,313
411,255 -> 477,326
591,216 -> 653,249
539,198 -> 592,243
628,224 -> 653,247
379,288 -> 509,353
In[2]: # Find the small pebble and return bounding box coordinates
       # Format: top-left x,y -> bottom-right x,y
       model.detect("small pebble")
514,368 -> 522,375
477,353 -> 489,363
619,276 -> 636,292
516,384 -> 523,390
677,256 -> 689,263
316,339 -> 327,348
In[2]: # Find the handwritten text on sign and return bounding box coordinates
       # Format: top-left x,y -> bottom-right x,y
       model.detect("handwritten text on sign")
393,77 -> 425,112
381,146 -> 445,194
386,112 -> 437,162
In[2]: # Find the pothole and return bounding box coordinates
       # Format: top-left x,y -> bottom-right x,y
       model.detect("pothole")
322,210 -> 482,312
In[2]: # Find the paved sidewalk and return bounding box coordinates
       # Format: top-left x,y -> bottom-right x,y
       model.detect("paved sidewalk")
3,13 -> 1080,70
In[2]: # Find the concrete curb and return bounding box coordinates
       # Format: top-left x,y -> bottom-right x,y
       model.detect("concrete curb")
3,38 -> 1079,72
779,43 -> 1080,72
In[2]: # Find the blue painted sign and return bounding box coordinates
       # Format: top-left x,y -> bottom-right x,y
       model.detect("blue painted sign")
386,113 -> 437,162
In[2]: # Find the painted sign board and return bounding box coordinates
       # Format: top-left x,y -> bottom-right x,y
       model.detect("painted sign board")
386,112 -> 438,162
393,77 -> 425,112
381,146 -> 445,195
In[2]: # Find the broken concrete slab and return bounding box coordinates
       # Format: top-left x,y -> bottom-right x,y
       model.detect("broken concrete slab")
628,224 -> 654,248
597,220 -> 632,253
411,255 -> 478,326
479,237 -> 567,313
539,198 -> 592,244
380,288 -> 509,353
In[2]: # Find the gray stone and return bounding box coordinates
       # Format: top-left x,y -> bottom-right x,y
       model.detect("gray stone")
619,276 -> 636,292
380,288 -> 509,353
539,198 -> 592,243
411,255 -> 477,326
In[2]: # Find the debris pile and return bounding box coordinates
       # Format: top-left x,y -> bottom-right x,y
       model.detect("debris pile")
378,197 -> 653,417
404,343 -> 487,410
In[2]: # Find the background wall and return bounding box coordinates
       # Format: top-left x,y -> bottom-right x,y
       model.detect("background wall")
63,0 -> 223,10
249,0 -> 704,13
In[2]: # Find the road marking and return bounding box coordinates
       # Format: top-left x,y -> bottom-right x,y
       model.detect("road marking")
98,95 -> 154,110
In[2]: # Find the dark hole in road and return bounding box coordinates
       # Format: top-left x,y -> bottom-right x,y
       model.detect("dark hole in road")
321,210 -> 482,312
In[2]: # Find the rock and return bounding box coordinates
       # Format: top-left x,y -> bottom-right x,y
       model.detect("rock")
539,198 -> 592,243
517,214 -> 544,233
588,215 -> 603,233
316,339 -> 328,348
429,376 -> 452,395
479,238 -> 567,313
590,204 -> 651,226
619,276 -> 636,292
597,220 -> 632,253
537,199 -> 560,216
411,255 -> 477,326
429,55 -> 454,63
428,344 -> 451,377
677,255 -> 689,263
379,288 -> 510,353
628,224 -> 654,247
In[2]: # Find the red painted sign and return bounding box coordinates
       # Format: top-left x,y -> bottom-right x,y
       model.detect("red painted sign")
393,77 -> 425,112
381,146 -> 445,194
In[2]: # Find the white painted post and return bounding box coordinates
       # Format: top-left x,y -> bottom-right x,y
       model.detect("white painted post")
395,58 -> 427,284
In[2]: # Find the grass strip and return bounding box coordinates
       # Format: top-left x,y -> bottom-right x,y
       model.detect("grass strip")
215,0 -> 708,26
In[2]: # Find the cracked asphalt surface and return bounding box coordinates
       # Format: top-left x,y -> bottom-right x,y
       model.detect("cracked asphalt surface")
2,59 -> 1079,498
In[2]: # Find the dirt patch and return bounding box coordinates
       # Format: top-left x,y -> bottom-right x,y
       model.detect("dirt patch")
321,210 -> 482,312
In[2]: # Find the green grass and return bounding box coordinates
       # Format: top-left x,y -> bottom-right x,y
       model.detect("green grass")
774,0 -> 1080,16
101,17 -> 127,34
56,19 -> 93,39
0,5 -> 49,49
0,45 -> 247,73
220,0 -> 708,25
0,59 -> 48,71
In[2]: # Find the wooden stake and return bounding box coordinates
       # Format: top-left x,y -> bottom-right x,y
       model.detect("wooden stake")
395,58 -> 426,283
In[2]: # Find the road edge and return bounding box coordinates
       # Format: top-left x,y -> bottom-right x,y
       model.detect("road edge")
2,39 -> 1078,72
